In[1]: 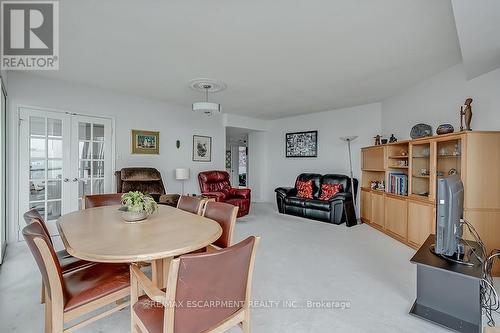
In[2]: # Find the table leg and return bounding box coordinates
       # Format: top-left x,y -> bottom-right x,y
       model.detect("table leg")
151,257 -> 173,289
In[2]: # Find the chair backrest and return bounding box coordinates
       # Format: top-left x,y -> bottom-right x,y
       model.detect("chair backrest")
198,171 -> 232,194
171,236 -> 259,333
203,201 -> 238,248
177,196 -> 205,215
23,222 -> 67,303
115,168 -> 166,195
84,193 -> 123,209
23,209 -> 52,245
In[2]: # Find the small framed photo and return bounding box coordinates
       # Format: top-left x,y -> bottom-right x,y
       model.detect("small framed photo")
286,130 -> 318,158
132,130 -> 160,155
193,135 -> 212,162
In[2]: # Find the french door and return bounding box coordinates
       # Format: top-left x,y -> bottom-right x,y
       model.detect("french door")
19,108 -> 113,238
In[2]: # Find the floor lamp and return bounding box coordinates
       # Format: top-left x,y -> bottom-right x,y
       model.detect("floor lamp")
175,168 -> 190,195
340,136 -> 358,225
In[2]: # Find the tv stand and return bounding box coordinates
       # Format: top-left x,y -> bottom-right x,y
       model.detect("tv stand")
429,242 -> 478,267
410,235 -> 483,333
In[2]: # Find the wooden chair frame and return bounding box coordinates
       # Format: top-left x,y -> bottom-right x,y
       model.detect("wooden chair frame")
176,196 -> 207,215
33,237 -> 129,333
130,237 -> 260,333
202,203 -> 238,251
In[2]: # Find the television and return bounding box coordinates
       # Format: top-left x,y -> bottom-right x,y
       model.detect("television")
434,175 -> 464,256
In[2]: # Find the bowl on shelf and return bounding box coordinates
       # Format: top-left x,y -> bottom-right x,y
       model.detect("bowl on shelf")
436,124 -> 454,135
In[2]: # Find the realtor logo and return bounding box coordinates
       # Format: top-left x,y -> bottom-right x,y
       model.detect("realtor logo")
1,1 -> 59,70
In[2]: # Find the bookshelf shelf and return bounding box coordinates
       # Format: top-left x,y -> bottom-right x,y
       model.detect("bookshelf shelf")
388,156 -> 409,159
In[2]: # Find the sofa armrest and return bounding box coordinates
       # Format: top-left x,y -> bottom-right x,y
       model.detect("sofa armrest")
229,188 -> 251,199
275,187 -> 296,198
328,191 -> 352,203
202,191 -> 226,202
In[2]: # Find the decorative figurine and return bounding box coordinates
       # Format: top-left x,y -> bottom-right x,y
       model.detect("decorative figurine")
381,139 -> 388,144
374,135 -> 381,145
389,134 -> 397,143
460,98 -> 473,131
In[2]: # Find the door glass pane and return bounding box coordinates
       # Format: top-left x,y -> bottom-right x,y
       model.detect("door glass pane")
92,161 -> 104,177
93,124 -> 104,141
437,139 -> 461,178
411,144 -> 430,197
30,138 -> 45,158
47,180 -> 61,200
30,160 -> 45,179
48,139 -> 62,158
30,117 -> 45,136
79,179 -> 91,197
47,118 -> 62,138
92,142 -> 104,159
79,141 -> 91,159
79,161 -> 91,178
47,201 -> 61,221
47,160 -> 63,179
92,179 -> 104,194
78,122 -> 91,140
30,180 -> 45,201
29,202 -> 45,220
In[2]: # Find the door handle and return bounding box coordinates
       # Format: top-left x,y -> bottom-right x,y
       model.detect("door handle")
72,178 -> 78,182
63,178 -> 69,182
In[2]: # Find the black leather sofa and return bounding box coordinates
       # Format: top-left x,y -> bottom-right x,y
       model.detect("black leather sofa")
275,173 -> 358,225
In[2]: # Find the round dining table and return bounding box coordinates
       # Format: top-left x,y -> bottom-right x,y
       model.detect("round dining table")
57,204 -> 222,288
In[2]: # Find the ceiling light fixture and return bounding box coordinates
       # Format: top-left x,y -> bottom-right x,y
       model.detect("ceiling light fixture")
189,78 -> 226,115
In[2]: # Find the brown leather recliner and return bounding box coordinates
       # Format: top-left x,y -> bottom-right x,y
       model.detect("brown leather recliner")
198,170 -> 251,217
115,168 -> 179,206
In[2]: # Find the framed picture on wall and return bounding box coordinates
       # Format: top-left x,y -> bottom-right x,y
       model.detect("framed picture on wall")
193,135 -> 212,162
132,129 -> 160,154
285,130 -> 318,158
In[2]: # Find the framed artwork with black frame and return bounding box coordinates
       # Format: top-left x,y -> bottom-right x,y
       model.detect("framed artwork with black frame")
193,135 -> 212,162
285,130 -> 318,158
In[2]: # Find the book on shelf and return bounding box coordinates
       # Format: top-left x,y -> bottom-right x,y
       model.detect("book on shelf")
388,172 -> 408,196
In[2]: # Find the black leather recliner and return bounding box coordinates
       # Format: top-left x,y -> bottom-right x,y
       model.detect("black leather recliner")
275,173 -> 358,225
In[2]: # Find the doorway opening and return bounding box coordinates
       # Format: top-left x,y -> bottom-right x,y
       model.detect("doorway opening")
225,127 -> 249,188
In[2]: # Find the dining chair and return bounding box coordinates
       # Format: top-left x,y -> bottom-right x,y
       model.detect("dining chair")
177,195 -> 205,215
23,222 -> 131,333
202,201 -> 239,250
83,193 -> 123,209
23,209 -> 95,303
130,236 -> 260,333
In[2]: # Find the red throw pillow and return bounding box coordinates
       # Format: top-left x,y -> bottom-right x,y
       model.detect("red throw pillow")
319,183 -> 343,201
296,180 -> 313,199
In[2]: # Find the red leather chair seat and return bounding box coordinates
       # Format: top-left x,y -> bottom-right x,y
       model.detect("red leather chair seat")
198,171 -> 251,217
64,263 -> 130,312
133,295 -> 165,333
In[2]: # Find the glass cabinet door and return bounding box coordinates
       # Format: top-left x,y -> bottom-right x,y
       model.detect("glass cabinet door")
411,143 -> 431,198
436,139 -> 462,178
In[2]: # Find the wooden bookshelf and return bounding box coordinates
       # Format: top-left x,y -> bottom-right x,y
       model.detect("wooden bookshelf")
361,131 -> 500,275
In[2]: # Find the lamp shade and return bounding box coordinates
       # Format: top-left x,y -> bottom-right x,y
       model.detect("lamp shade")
175,168 -> 190,180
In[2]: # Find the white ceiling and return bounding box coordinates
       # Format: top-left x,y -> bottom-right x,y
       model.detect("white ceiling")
452,0 -> 500,80
33,0 -> 461,119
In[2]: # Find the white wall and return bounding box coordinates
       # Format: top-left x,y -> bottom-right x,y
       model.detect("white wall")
7,72 -> 225,242
382,64 -> 500,139
264,103 -> 382,207
248,131 -> 269,202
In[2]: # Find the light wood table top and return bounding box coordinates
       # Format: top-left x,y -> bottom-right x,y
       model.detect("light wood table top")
57,205 -> 222,263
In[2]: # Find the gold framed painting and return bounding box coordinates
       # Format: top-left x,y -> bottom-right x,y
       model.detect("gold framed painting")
131,130 -> 160,154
